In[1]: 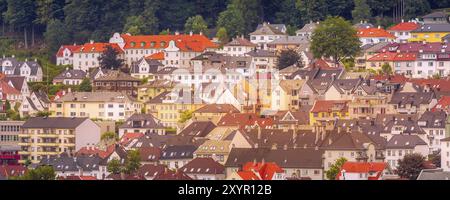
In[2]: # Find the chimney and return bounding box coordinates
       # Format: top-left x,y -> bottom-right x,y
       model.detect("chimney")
261,158 -> 265,166
189,31 -> 193,36
175,31 -> 180,36
12,55 -> 15,58
34,58 -> 37,62
90,40 -> 94,44
2,54 -> 5,59
283,144 -> 288,150
401,19 -> 404,23
337,126 -> 341,133
199,32 -> 203,36
25,58 -> 28,62
257,126 -> 262,140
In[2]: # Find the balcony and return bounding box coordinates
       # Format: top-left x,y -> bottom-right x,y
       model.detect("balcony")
36,151 -> 59,155
18,151 -> 31,155
36,143 -> 59,147
18,142 -> 31,146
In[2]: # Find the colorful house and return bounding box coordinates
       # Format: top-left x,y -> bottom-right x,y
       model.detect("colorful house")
309,100 -> 349,126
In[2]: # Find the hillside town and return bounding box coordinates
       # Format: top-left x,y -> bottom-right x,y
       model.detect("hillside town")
2,8 -> 450,181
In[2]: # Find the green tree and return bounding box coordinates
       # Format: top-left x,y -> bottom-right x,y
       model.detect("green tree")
0,0 -> 8,35
381,63 -> 393,75
277,49 -> 303,69
397,153 -> 425,180
231,0 -> 263,34
403,0 -> 431,21
107,158 -> 122,174
217,4 -> 245,38
286,25 -> 298,36
325,157 -> 347,180
98,45 -> 125,70
275,0 -> 302,27
124,149 -> 141,174
311,16 -> 361,67
35,0 -> 65,25
123,16 -> 145,35
159,29 -> 170,35
184,15 -> 208,34
352,0 -> 372,23
179,110 -> 193,123
36,111 -> 51,117
428,151 -> 441,168
216,27 -> 229,45
21,166 -> 56,180
101,131 -> 118,142
79,78 -> 92,92
5,0 -> 36,49
140,0 -> 160,35
296,0 -> 327,22
44,19 -> 71,55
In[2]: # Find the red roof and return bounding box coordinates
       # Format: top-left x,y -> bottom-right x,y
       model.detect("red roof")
310,100 -> 349,113
120,132 -> 144,145
368,52 -> 417,61
56,45 -> 82,57
388,22 -> 420,31
217,113 -> 274,128
357,28 -> 396,38
120,34 -> 218,52
237,171 -> 261,180
0,80 -> 20,97
337,162 -> 387,180
432,96 -> 450,112
76,144 -> 115,159
241,162 -> 284,180
0,165 -> 27,178
409,79 -> 450,92
146,52 -> 165,60
73,43 -> 123,54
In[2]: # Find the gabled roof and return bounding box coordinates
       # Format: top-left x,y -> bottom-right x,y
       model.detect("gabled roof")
139,147 -> 161,162
337,162 -> 387,180
53,69 -> 87,80
131,58 -> 164,74
94,70 -> 140,82
153,170 -> 192,180
310,100 -> 349,113
119,33 -> 218,52
412,24 -> 450,33
250,23 -> 286,35
180,157 -> 225,175
194,104 -> 239,114
389,92 -> 434,106
388,22 -> 420,31
240,162 -> 284,180
368,52 -> 417,62
386,134 -> 427,149
160,145 -> 197,160
0,165 -> 27,178
178,121 -> 216,138
225,148 -> 324,169
225,37 -> 257,47
3,75 -> 26,91
357,27 -> 396,38
432,96 -> 450,112
56,45 -> 82,57
119,113 -> 165,129
74,43 -> 123,53
22,117 -> 89,129
137,164 -> 166,178
146,52 -> 165,60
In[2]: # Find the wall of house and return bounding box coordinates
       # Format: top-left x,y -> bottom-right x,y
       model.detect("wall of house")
441,141 -> 450,172
75,119 -> 101,151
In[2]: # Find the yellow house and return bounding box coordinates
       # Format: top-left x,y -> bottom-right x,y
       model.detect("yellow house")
409,24 -> 450,42
271,79 -> 306,111
51,92 -> 142,121
232,79 -> 273,113
137,80 -> 174,102
309,100 -> 349,127
18,117 -> 101,164
145,90 -> 205,128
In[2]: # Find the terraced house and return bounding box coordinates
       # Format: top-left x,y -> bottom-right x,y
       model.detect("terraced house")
18,117 -> 101,164
51,92 -> 142,121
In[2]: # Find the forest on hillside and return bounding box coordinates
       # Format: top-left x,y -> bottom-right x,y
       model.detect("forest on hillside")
0,0 -> 449,56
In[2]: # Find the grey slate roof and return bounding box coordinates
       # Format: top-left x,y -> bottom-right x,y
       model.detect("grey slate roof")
385,135 -> 427,149
22,117 -> 88,129
389,92 -> 434,106
225,148 -> 324,169
3,76 -> 25,91
245,49 -> 277,57
178,121 -> 216,137
13,61 -> 41,76
39,153 -> 102,172
54,69 -> 87,80
418,111 -> 447,129
269,36 -> 309,45
417,169 -> 450,180
412,24 -> 450,33
251,23 -> 286,35
160,145 -> 197,160
119,113 -> 165,129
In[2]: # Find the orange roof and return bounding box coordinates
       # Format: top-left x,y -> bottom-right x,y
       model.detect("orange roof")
73,43 -> 124,53
357,28 -> 396,38
76,144 -> 115,159
120,132 -> 144,145
410,79 -> 450,92
242,162 -> 284,180
146,52 -> 165,60
337,162 -> 387,180
310,100 -> 349,113
388,22 -> 419,31
237,171 -> 261,180
368,52 -> 417,61
56,45 -> 82,57
0,80 -> 20,96
120,34 -> 218,52
217,113 -> 274,128
432,96 -> 450,112
340,162 -> 387,173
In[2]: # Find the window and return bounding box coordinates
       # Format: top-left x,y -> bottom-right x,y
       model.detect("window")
70,104 -> 76,108
108,104 -> 114,108
99,104 -> 104,109
108,112 -> 114,117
